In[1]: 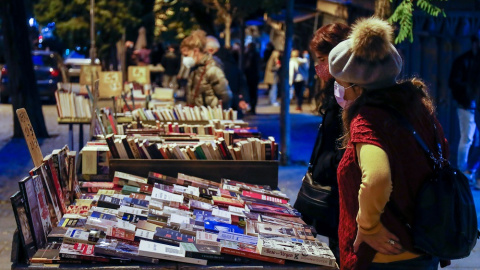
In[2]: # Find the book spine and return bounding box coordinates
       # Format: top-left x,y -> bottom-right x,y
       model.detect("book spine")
220,247 -> 285,264
59,253 -> 110,263
105,135 -> 120,159
127,138 -> 141,159
185,251 -> 253,263
121,137 -> 135,159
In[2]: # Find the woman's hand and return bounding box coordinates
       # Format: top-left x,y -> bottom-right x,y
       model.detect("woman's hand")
353,224 -> 404,255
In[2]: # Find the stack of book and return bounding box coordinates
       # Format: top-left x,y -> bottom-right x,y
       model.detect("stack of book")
14,171 -> 335,267
11,146 -> 81,262
101,135 -> 278,160
55,90 -> 92,119
129,105 -> 238,122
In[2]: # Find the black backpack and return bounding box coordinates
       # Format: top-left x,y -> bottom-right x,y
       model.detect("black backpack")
385,107 -> 478,260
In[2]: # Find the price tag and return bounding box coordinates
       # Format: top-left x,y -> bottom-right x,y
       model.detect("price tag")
128,66 -> 150,84
16,108 -> 43,167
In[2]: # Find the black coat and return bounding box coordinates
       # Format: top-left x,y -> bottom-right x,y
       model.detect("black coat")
310,88 -> 344,187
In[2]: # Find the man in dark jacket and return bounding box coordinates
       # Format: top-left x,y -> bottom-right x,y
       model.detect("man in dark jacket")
449,33 -> 480,188
206,36 -> 249,116
244,43 -> 260,114
161,45 -> 181,89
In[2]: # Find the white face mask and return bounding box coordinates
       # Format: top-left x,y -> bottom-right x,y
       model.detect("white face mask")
182,56 -> 195,69
334,81 -> 356,109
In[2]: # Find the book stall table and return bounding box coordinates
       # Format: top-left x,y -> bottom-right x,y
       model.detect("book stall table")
57,117 -> 91,151
11,109 -> 338,270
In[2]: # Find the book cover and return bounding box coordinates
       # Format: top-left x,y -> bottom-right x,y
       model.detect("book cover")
138,240 -> 207,265
97,194 -> 122,209
189,199 -> 213,211
19,176 -> 46,249
257,237 -> 336,267
95,238 -> 159,264
195,231 -> 220,247
147,172 -> 178,186
247,202 -> 301,217
47,227 -> 67,243
58,217 -> 87,228
256,222 -> 299,238
212,196 -> 244,208
220,240 -> 285,264
63,228 -> 106,245
31,175 -> 54,233
31,166 -> 62,226
11,191 -> 37,259
44,155 -> 68,214
204,220 -> 244,234
154,227 -> 195,246
217,231 -> 258,245
59,242 -> 121,263
242,190 -> 289,204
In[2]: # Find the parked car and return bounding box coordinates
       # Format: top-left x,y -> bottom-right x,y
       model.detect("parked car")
0,50 -> 68,103
64,52 -> 100,83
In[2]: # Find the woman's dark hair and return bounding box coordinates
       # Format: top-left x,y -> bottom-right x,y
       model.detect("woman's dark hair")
310,23 -> 351,55
340,78 -> 436,147
310,23 -> 350,114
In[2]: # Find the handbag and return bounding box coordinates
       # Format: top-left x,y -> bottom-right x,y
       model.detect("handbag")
294,123 -> 339,239
379,105 -> 479,260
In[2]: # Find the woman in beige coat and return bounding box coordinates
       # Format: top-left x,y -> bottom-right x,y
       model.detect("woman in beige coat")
264,50 -> 281,106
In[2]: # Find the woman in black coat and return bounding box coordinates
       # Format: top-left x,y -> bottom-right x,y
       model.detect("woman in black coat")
294,23 -> 350,264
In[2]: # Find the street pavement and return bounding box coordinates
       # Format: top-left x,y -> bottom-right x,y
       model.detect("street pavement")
0,93 -> 477,269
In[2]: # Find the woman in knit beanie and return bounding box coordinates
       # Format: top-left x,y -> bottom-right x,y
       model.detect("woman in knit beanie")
330,17 -> 446,269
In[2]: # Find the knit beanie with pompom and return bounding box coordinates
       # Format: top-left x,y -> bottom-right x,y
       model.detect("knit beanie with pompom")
328,17 -> 403,90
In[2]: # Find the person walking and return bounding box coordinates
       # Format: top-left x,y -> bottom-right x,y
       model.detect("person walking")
244,43 -> 260,114
264,50 -> 281,106
180,30 -> 232,108
289,50 -> 309,111
330,17 -> 446,269
449,33 -> 480,188
294,22 -> 351,265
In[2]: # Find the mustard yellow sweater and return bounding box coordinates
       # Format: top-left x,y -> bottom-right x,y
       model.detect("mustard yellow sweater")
356,143 -> 420,263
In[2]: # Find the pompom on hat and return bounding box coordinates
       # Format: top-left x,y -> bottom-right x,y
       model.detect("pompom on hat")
328,17 -> 403,90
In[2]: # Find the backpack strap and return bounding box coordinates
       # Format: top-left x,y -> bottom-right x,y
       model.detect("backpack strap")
307,123 -> 323,173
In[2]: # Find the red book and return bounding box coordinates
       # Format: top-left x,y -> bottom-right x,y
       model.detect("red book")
242,191 -> 288,204
212,196 -> 244,208
45,156 -> 68,214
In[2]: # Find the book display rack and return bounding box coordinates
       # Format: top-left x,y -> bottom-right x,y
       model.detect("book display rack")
11,108 -> 338,270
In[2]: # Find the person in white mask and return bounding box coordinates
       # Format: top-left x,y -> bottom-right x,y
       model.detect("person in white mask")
179,30 -> 232,108
329,17 -> 446,269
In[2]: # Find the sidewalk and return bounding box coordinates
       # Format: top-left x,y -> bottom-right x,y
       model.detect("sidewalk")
0,94 -> 478,269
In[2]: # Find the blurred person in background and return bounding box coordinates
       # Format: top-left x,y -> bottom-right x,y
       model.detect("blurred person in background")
294,22 -> 351,265
244,42 -> 260,114
449,32 -> 480,189
161,44 -> 181,89
206,36 -> 249,116
289,49 -> 309,111
180,30 -> 232,108
125,41 -> 136,68
263,42 -> 275,70
264,49 -> 281,106
135,45 -> 151,66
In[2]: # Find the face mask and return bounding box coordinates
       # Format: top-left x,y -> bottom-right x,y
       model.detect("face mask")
315,64 -> 332,81
334,81 -> 356,109
182,56 -> 195,69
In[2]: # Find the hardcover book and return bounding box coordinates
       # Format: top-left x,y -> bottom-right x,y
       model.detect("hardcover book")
63,228 -> 106,245
11,191 -> 37,259
31,175 -> 54,234
257,237 -> 336,267
19,176 -> 46,249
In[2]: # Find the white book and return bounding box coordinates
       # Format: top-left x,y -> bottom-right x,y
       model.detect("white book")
212,208 -> 232,223
195,231 -> 220,247
114,139 -> 128,159
114,171 -> 148,184
169,213 -> 191,227
151,188 -> 184,203
138,240 -> 207,265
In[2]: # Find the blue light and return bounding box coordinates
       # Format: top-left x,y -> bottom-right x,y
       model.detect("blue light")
29,18 -> 34,27
66,49 -> 70,55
